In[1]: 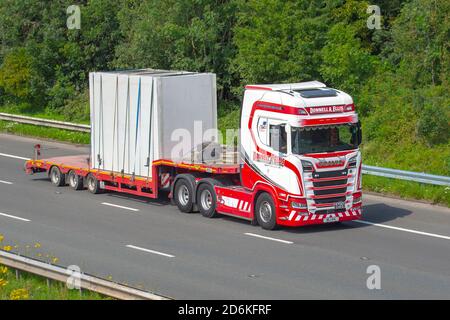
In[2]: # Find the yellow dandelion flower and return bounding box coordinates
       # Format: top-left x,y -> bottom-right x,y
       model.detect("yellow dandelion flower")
10,288 -> 29,300
0,266 -> 8,274
51,257 -> 59,264
34,243 -> 41,248
0,278 -> 8,287
3,245 -> 12,252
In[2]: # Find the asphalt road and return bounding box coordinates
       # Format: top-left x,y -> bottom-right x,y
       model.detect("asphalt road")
1,133 -> 450,299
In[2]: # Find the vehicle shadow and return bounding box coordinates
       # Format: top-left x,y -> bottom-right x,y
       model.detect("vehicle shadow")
105,192 -> 172,206
29,175 -> 413,232
282,203 -> 412,235
30,176 -> 172,206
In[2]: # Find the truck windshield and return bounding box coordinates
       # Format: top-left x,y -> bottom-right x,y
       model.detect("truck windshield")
291,123 -> 361,155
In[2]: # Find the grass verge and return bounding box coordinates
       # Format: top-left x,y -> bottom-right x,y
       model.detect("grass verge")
0,120 -> 90,145
0,264 -> 109,300
363,175 -> 449,207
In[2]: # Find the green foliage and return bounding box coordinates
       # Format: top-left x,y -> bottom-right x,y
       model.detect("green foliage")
114,0 -> 238,99
416,104 -> 450,146
232,0 -> 332,88
0,48 -> 44,104
320,23 -> 379,93
390,0 -> 450,87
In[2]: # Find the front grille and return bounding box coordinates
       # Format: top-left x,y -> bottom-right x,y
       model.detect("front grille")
313,179 -> 347,187
312,169 -> 348,179
314,187 -> 347,196
315,208 -> 345,215
311,169 -> 348,205
314,196 -> 346,204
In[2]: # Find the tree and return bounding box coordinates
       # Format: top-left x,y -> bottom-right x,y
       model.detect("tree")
232,0 -> 334,89
114,0 -> 238,100
0,48 -> 44,105
390,0 -> 450,87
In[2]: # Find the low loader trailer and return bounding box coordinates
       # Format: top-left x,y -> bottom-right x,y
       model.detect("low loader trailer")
25,69 -> 363,230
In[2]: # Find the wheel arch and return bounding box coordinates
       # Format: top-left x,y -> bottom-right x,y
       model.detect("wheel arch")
252,183 -> 279,218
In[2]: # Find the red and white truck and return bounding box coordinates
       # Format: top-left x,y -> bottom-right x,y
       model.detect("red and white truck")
25,69 -> 363,230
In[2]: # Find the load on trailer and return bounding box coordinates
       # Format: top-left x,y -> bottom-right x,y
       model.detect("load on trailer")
25,69 -> 363,230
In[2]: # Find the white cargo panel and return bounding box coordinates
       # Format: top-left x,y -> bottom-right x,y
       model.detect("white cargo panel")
89,69 -> 217,178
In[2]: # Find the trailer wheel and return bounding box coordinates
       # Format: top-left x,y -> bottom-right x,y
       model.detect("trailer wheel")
255,193 -> 278,230
86,174 -> 101,194
197,183 -> 218,218
174,179 -> 194,213
50,166 -> 65,187
68,171 -> 84,190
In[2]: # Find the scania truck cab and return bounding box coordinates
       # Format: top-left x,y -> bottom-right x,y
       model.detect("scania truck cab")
226,81 -> 363,229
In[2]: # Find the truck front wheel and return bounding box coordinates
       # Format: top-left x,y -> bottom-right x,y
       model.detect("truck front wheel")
174,179 -> 194,213
197,183 -> 218,218
255,193 -> 278,230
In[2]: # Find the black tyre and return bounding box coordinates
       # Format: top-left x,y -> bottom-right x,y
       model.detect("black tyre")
255,193 -> 278,230
49,166 -> 65,187
196,183 -> 218,218
174,179 -> 194,213
86,174 -> 102,194
68,171 -> 84,190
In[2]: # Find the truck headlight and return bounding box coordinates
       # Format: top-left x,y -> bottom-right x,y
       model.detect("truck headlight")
301,160 -> 314,172
348,156 -> 357,168
291,201 -> 307,209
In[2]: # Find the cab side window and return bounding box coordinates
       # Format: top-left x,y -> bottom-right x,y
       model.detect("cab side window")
269,124 -> 287,153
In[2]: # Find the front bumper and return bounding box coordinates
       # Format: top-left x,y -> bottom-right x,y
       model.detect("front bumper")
277,207 -> 362,227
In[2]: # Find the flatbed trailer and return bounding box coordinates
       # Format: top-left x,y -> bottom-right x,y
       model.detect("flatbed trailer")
25,153 -> 240,199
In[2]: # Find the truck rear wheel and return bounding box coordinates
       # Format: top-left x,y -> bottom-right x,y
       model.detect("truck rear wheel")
255,193 -> 278,230
68,171 -> 83,190
197,183 -> 218,218
50,166 -> 65,187
174,179 -> 194,213
86,174 -> 101,194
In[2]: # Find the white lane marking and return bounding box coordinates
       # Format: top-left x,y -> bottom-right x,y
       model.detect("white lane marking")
355,220 -> 450,241
0,152 -> 30,160
244,232 -> 293,244
101,202 -> 139,212
0,180 -> 13,185
126,245 -> 175,258
0,212 -> 31,222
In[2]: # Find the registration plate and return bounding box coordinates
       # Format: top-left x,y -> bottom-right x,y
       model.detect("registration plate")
334,201 -> 345,210
323,215 -> 339,223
